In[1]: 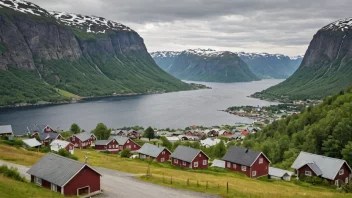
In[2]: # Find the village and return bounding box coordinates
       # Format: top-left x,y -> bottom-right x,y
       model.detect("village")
0,123 -> 350,197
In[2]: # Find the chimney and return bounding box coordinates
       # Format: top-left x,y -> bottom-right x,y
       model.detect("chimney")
245,148 -> 249,153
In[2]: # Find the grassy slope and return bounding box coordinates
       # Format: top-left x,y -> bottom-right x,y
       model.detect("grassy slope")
0,144 -> 349,197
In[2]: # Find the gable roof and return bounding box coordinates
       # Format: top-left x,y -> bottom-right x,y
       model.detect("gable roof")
108,136 -> 129,145
39,132 -> 60,141
22,138 -> 41,148
291,151 -> 351,180
136,143 -> 169,158
50,139 -> 72,149
170,145 -> 208,163
269,167 -> 293,178
27,153 -> 101,187
74,132 -> 92,142
0,125 -> 13,135
27,125 -> 54,134
222,146 -> 269,167
95,139 -> 115,146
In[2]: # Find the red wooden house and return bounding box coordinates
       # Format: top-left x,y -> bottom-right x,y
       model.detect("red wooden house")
241,130 -> 249,136
95,139 -> 119,153
108,136 -> 141,151
136,143 -> 171,162
222,146 -> 270,178
27,125 -> 56,138
50,139 -> 75,154
291,152 -> 352,186
218,130 -> 233,137
126,130 -> 142,139
39,132 -> 63,146
170,145 -> 209,169
27,153 -> 101,196
68,132 -> 95,148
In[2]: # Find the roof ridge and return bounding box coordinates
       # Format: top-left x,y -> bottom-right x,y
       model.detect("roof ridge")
46,153 -> 85,166
301,151 -> 346,162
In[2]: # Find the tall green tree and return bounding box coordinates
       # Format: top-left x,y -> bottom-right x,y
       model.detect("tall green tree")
213,140 -> 227,158
91,123 -> 111,140
70,123 -> 81,134
342,142 -> 352,166
160,136 -> 172,150
144,126 -> 155,141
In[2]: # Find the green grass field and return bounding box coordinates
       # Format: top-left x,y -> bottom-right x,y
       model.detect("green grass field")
55,88 -> 80,99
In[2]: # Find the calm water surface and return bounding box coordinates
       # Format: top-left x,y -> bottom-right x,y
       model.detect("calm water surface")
0,80 -> 282,135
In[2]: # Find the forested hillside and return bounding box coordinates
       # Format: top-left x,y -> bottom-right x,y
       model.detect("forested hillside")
243,86 -> 352,169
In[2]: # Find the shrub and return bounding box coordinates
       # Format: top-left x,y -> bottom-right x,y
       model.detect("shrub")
299,175 -> 329,186
120,148 -> 131,158
1,139 -> 23,147
39,146 -> 50,153
57,149 -> 78,160
0,165 -> 26,182
342,183 -> 352,193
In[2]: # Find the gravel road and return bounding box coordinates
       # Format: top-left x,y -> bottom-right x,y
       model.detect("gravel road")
0,160 -> 218,198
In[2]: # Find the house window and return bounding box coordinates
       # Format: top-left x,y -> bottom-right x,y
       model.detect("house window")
335,180 -> 339,186
161,158 -> 165,162
183,161 -> 186,166
162,151 -> 165,155
233,164 -> 237,169
194,162 -> 198,167
134,145 -> 136,148
34,177 -> 42,186
109,145 -> 111,149
339,169 -> 344,175
252,171 -> 257,177
174,159 -> 178,163
203,160 -> 207,165
127,145 -> 131,149
241,166 -> 247,171
227,162 -> 231,168
305,171 -> 312,176
72,136 -> 75,141
127,140 -> 130,143
199,154 -> 201,157
259,158 -> 263,164
51,184 -> 57,192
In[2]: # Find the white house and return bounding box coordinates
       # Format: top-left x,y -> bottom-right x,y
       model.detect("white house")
50,139 -> 74,154
200,138 -> 221,148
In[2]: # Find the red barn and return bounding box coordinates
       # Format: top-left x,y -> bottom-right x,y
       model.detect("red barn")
108,136 -> 140,151
170,145 -> 209,169
291,152 -> 352,186
69,132 -> 95,148
39,132 -> 63,146
222,146 -> 270,178
27,125 -> 56,138
126,130 -> 142,139
27,153 -> 102,196
95,139 -> 119,153
136,143 -> 171,162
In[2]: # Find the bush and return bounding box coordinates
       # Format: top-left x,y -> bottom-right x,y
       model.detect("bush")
299,175 -> 329,186
57,149 -> 78,160
1,139 -> 23,147
0,165 -> 26,182
120,148 -> 131,158
39,146 -> 50,153
342,183 -> 352,193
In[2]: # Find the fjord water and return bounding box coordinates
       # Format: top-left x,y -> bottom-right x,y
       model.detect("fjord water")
0,80 -> 282,135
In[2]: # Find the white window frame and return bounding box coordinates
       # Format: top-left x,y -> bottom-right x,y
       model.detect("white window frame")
72,136 -> 75,141
335,180 -> 339,186
34,177 -> 42,186
199,154 -> 201,157
162,151 -> 165,155
174,159 -> 178,163
109,145 -> 111,149
227,162 -> 231,168
233,164 -> 237,169
127,140 -> 130,143
305,171 -> 312,176
346,177 -> 349,184
161,158 -> 165,162
252,171 -> 257,177
203,160 -> 207,165
182,161 -> 186,166
51,183 -> 57,192
127,145 -> 131,149
339,169 -> 344,175
259,158 -> 263,164
194,161 -> 198,167
241,165 -> 247,171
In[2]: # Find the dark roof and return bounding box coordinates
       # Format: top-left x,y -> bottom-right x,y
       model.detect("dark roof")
170,145 -> 208,163
27,153 -> 101,187
39,132 -> 60,141
74,132 -> 92,142
222,146 -> 266,167
136,143 -> 169,158
95,139 -> 114,146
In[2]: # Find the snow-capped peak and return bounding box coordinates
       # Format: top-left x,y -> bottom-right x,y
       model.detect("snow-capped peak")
150,51 -> 182,58
289,55 -> 304,60
0,0 -> 51,17
322,18 -> 352,32
50,11 -> 133,34
237,52 -> 303,60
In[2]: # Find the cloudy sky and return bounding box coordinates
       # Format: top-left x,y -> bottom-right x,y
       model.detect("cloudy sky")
31,0 -> 351,56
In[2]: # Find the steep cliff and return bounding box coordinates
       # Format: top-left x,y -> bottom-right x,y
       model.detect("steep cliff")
0,0 -> 191,105
254,18 -> 352,100
151,49 -> 260,82
237,52 -> 302,79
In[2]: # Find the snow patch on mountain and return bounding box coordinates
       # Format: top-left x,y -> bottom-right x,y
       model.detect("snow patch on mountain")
50,11 -> 133,34
151,51 -> 181,58
322,18 -> 352,31
0,0 -> 50,17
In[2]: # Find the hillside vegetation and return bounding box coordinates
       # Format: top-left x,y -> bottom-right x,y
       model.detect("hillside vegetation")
243,87 -> 352,169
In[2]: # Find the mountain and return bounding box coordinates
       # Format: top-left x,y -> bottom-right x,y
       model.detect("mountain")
0,0 -> 193,106
243,86 -> 352,169
237,52 -> 303,79
254,18 -> 352,101
151,49 -> 260,82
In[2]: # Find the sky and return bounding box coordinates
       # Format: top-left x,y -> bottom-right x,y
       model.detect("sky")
30,0 -> 352,56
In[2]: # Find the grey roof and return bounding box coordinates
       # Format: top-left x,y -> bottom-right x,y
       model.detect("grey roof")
108,136 -> 129,145
211,159 -> 225,168
0,125 -> 13,135
22,138 -> 41,148
95,140 -> 113,146
269,167 -> 293,177
307,163 -> 323,176
74,132 -> 92,142
136,143 -> 168,158
291,151 -> 350,180
39,132 -> 59,141
27,125 -> 52,134
170,145 -> 207,163
27,153 -> 101,187
222,146 -> 265,167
